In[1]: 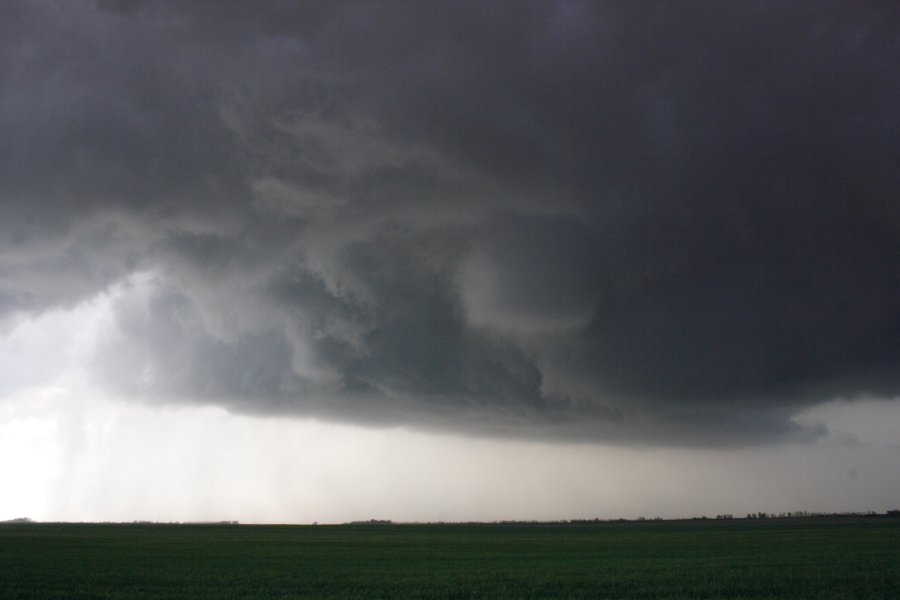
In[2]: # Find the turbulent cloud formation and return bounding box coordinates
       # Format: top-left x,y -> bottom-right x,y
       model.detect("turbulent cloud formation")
1,0 -> 898,445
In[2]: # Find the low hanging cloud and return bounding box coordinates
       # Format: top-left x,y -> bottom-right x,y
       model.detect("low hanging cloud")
1,0 -> 898,445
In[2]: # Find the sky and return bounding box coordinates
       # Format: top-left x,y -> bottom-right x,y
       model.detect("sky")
0,0 -> 898,523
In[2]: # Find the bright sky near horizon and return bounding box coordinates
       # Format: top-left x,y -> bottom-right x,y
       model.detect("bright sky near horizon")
1,1 -> 898,523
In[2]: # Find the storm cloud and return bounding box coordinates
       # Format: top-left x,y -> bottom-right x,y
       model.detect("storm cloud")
2,0 -> 898,445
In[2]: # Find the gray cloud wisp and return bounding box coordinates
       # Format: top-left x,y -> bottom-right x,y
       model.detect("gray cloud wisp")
1,0 -> 898,445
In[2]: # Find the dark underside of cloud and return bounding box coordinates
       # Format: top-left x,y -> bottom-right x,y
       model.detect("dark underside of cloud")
1,0 -> 898,445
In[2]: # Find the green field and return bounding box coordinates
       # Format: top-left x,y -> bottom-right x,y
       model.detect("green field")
1,518 -> 897,599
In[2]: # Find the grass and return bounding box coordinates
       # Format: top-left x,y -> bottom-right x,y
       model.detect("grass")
0,518 -> 897,598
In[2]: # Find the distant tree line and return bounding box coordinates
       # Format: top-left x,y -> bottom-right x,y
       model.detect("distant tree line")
745,510 -> 887,520
5,512 -> 898,527
342,510 -> 899,526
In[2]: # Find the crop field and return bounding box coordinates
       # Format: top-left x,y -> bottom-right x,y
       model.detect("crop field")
0,518 -> 897,599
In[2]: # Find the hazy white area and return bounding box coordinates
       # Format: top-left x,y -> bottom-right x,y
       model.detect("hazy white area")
1,286 -> 898,524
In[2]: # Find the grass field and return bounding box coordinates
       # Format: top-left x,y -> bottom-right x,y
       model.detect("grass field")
0,518 -> 897,599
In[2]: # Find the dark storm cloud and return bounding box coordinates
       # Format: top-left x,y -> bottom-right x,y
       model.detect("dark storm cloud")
2,0 -> 898,444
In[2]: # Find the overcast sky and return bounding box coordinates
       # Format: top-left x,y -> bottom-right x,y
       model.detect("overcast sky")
1,0 -> 898,523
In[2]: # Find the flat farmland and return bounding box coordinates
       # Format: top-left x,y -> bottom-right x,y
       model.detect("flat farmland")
1,518 -> 897,599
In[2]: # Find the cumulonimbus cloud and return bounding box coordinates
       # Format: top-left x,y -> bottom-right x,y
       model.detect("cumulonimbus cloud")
1,0 -> 898,445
